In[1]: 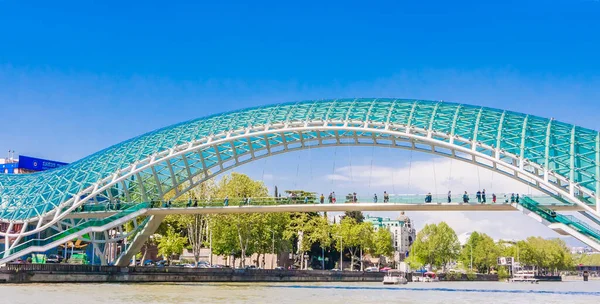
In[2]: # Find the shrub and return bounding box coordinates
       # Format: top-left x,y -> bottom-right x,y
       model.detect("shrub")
466,270 -> 477,281
497,267 -> 510,280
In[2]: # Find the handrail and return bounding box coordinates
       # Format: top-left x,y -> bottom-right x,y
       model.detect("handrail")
0,202 -> 148,257
71,193 -> 573,214
521,196 -> 600,242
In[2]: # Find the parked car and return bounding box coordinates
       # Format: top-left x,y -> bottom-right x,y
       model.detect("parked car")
143,260 -> 155,266
274,266 -> 285,270
46,254 -> 63,264
380,267 -> 392,272
365,266 -> 379,272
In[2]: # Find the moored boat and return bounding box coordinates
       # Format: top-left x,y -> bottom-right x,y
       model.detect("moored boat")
383,270 -> 408,285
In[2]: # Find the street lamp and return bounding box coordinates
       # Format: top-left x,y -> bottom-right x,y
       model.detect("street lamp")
268,228 -> 276,269
337,235 -> 343,271
468,242 -> 473,271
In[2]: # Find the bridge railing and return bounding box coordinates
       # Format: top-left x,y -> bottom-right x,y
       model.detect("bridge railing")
520,196 -> 600,242
69,193 -> 574,214
0,202 -> 149,258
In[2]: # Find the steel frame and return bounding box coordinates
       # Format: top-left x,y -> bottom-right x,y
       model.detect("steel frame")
1,99 -> 599,259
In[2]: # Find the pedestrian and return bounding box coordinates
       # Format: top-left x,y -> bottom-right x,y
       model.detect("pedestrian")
224,196 -> 229,206
476,190 -> 481,203
425,192 -> 432,203
383,191 -> 389,203
328,193 -> 333,204
353,192 -> 357,203
320,194 -> 325,204
510,193 -> 515,203
482,189 -> 486,203
447,191 -> 452,203
516,194 -> 520,203
492,193 -> 497,204
373,194 -> 378,203
332,192 -> 337,204
463,191 -> 469,203
304,196 -> 309,204
116,199 -> 121,210
186,198 -> 192,208
193,199 -> 198,207
167,199 -> 172,208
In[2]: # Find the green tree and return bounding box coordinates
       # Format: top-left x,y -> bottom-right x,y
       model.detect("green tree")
253,212 -> 290,267
156,225 -> 187,265
344,211 -> 365,223
371,228 -> 394,268
461,232 -> 500,273
284,212 -> 316,269
306,216 -> 332,270
211,172 -> 268,267
332,217 -> 373,270
411,222 -> 460,270
500,237 -> 574,274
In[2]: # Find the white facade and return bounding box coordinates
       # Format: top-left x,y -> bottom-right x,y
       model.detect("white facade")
366,213 -> 416,261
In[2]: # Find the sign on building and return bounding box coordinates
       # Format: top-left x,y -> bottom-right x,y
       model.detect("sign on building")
18,155 -> 68,171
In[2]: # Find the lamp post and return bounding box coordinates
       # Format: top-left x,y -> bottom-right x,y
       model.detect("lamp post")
470,242 -> 473,271
338,235 -> 343,271
267,228 -> 276,269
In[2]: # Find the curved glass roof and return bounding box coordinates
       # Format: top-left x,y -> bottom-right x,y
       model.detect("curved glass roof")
0,99 -> 598,222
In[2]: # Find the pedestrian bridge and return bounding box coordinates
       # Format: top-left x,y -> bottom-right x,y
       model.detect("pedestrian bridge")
1,98 -> 599,264
64,194 -> 582,219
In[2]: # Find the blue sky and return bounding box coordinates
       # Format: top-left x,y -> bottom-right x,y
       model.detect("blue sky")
1,0 -> 600,241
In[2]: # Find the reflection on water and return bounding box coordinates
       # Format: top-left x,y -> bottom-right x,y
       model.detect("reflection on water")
1,281 -> 599,304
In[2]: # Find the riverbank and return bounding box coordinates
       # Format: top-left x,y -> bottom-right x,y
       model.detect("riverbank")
0,264 -> 386,284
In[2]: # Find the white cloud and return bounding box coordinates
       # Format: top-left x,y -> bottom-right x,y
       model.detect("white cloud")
320,157 -> 559,240
321,158 -> 540,196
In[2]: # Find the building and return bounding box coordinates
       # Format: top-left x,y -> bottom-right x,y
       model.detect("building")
0,154 -> 68,174
365,212 -> 416,262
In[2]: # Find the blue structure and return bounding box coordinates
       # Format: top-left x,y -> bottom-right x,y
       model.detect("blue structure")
0,99 -> 599,265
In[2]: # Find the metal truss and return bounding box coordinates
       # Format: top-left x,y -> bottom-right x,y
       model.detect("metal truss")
0,99 -> 598,242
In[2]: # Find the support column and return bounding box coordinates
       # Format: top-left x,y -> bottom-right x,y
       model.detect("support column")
3,223 -> 13,258
114,215 -> 165,266
596,132 -> 600,214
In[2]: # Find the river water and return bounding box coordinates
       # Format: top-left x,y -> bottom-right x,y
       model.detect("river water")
1,281 -> 599,304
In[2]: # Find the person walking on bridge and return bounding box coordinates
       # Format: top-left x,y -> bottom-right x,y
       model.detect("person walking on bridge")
476,190 -> 482,203
492,193 -> 497,204
332,192 -> 337,204
383,191 -> 389,203
482,189 -> 486,203
328,193 -> 333,204
373,194 -> 378,203
320,194 -> 325,204
224,196 -> 229,206
447,191 -> 452,203
463,191 -> 469,203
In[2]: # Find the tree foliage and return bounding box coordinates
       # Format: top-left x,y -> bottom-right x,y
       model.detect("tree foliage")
371,228 -> 394,267
410,222 -> 460,270
460,232 -> 500,273
156,225 -> 187,264
500,237 -> 573,272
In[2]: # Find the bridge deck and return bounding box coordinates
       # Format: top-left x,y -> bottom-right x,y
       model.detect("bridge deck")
64,202 -> 584,219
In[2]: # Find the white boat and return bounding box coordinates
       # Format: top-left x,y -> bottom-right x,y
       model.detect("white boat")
508,270 -> 539,284
383,270 -> 408,285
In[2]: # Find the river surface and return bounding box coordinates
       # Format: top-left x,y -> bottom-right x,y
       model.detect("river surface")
1,281 -> 599,304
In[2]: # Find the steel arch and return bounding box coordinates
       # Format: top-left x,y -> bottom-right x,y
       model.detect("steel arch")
1,99 -> 599,238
